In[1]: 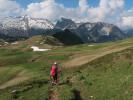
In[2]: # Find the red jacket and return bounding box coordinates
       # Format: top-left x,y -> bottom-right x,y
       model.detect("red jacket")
50,65 -> 57,76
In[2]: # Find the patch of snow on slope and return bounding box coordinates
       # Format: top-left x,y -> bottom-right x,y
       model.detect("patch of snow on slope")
101,27 -> 111,36
88,45 -> 95,46
31,46 -> 51,52
11,42 -> 18,45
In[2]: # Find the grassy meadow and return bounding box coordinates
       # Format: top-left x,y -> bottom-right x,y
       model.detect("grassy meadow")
0,36 -> 132,100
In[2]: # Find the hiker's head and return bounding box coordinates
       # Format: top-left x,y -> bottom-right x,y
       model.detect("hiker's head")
54,62 -> 57,65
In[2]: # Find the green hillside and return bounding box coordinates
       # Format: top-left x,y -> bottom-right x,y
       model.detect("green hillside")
0,37 -> 132,100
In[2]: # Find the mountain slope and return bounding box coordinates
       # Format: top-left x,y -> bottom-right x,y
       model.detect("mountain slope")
54,18 -> 126,43
54,18 -> 77,29
63,45 -> 132,68
53,29 -> 83,45
87,22 -> 126,42
125,29 -> 133,37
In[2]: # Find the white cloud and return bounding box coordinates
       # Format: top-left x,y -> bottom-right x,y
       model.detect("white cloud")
87,0 -> 124,23
122,16 -> 133,28
79,0 -> 88,13
120,9 -> 133,29
0,0 -> 23,17
0,0 -> 133,29
26,0 -> 125,23
26,0 -> 82,21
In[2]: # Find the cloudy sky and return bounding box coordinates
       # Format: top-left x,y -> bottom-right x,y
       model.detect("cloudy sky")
0,0 -> 133,29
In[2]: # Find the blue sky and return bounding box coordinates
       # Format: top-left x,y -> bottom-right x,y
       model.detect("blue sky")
16,0 -> 132,10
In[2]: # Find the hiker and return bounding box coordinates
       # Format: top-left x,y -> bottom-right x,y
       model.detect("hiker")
50,62 -> 61,85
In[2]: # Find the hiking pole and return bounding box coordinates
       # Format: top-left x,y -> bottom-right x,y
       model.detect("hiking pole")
60,70 -> 63,85
59,66 -> 63,85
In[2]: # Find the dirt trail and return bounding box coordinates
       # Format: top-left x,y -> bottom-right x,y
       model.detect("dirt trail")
47,89 -> 58,100
63,46 -> 133,68
0,71 -> 30,90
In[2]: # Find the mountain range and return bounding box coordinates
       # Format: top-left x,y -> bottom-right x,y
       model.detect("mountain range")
55,18 -> 127,43
0,16 -> 132,44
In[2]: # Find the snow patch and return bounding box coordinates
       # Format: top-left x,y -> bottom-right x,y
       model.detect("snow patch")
4,42 -> 9,44
11,42 -> 18,45
88,45 -> 95,46
101,27 -> 111,36
31,46 -> 51,52
90,96 -> 93,98
40,42 -> 44,44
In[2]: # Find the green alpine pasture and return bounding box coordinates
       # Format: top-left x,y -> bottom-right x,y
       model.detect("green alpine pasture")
0,36 -> 132,100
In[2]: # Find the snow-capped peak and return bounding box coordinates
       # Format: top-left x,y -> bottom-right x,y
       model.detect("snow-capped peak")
27,17 -> 54,29
0,16 -> 54,37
